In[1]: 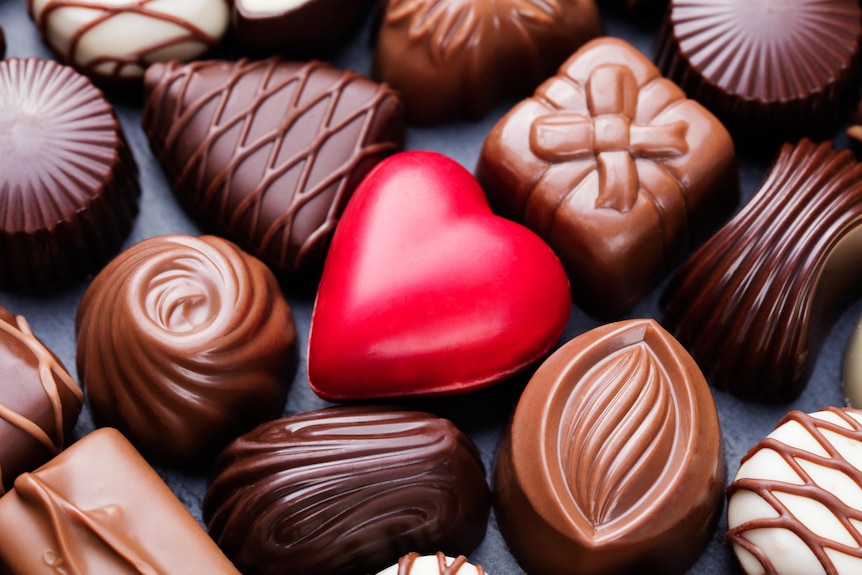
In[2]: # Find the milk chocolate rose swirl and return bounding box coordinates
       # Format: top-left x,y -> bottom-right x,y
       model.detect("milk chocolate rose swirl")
203,406 -> 491,575
75,234 -> 297,465
142,58 -> 404,279
662,139 -> 862,402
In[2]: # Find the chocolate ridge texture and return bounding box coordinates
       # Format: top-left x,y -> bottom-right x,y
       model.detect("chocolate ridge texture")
661,139 -> 862,403
494,318 -> 725,575
0,57 -> 139,292
372,0 -> 602,125
28,0 -> 230,83
203,406 -> 491,575
0,428 -> 241,574
142,57 -> 404,279
654,0 -> 862,155
727,408 -> 862,574
0,306 -> 82,496
75,234 -> 297,465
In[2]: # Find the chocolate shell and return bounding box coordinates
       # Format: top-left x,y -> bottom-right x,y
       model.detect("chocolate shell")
655,0 -> 862,155
75,234 -> 297,465
0,306 -> 82,495
0,428 -> 241,574
203,406 -> 491,575
142,58 -> 404,279
0,58 -> 139,292
28,0 -> 229,83
661,139 -> 862,403
494,319 -> 725,575
727,408 -> 862,574
372,0 -> 602,125
476,36 -> 738,319
844,316 -> 862,408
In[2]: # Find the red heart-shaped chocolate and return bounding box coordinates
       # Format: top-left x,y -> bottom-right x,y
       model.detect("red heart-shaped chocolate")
308,150 -> 571,399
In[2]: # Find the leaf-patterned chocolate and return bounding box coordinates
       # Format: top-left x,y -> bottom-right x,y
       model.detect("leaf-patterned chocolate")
141,58 -> 404,279
494,319 -> 725,575
373,0 -> 600,124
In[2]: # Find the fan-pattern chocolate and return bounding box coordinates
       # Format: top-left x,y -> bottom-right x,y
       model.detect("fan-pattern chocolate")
142,57 -> 404,278
662,139 -> 862,403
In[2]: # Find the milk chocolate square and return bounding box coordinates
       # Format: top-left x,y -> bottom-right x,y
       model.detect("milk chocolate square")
476,37 -> 738,319
0,428 -> 240,574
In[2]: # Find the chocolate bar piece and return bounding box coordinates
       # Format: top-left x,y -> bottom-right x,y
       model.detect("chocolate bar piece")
0,428 -> 241,574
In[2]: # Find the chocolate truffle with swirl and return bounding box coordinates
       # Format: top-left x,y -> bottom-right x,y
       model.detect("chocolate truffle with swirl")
0,305 -> 82,495
75,234 -> 297,466
203,406 -> 491,575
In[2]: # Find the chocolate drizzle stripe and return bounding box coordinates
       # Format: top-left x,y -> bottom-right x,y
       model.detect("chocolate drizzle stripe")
727,408 -> 862,573
0,315 -> 80,455
394,552 -> 486,575
15,472 -> 161,574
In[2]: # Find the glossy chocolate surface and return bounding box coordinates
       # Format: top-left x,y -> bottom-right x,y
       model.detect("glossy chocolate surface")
234,0 -> 372,55
142,57 -> 404,279
727,408 -> 862,574
477,36 -> 738,319
844,317 -> 862,407
75,234 -> 297,465
28,0 -> 229,83
377,553 -> 487,575
0,306 -> 81,496
495,319 -> 725,575
372,0 -> 602,125
662,139 -> 862,403
204,406 -> 491,575
0,58 -> 139,292
0,428 -> 240,574
655,0 -> 862,155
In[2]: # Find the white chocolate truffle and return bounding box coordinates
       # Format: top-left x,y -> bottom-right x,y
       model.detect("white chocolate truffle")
28,0 -> 229,81
376,553 -> 487,575
844,318 -> 862,408
727,408 -> 862,575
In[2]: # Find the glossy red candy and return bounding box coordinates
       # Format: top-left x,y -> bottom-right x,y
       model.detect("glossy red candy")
308,150 -> 571,399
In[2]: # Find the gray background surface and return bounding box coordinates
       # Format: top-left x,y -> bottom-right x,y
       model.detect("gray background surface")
0,2 -> 859,574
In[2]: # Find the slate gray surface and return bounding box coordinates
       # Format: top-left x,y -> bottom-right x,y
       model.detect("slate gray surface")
0,2 -> 858,574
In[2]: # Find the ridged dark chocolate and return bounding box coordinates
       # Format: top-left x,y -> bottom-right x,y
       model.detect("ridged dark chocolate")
662,139 -> 862,403
142,58 -> 404,279
655,0 -> 862,155
76,234 -> 297,465
0,306 -> 82,496
203,406 -> 491,575
0,58 -> 139,291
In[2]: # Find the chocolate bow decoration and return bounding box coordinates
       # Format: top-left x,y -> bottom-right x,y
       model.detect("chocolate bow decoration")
530,64 -> 688,212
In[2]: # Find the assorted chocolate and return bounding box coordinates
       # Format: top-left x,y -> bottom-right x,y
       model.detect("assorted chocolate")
0,306 -> 82,496
307,150 -> 571,400
845,316 -> 862,408
0,57 -> 139,292
494,319 -> 725,575
203,406 -> 491,575
75,234 -> 297,465
655,0 -> 862,155
372,0 -> 602,124
142,57 -> 404,279
0,428 -> 241,574
727,408 -> 862,574
476,36 -> 738,319
28,0 -> 230,83
662,139 -> 862,403
234,0 -> 372,55
377,553 -> 487,575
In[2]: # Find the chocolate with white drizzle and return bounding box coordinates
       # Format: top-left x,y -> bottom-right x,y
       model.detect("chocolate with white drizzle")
727,408 -> 862,575
376,552 -> 487,575
0,306 -> 82,496
27,0 -> 229,83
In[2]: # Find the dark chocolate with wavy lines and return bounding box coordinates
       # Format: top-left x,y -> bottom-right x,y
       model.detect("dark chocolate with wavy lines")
494,319 -> 725,575
203,406 -> 491,575
0,306 -> 82,495
655,0 -> 862,155
142,58 -> 404,279
662,139 -> 862,403
0,428 -> 241,574
0,58 -> 139,292
75,234 -> 297,465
